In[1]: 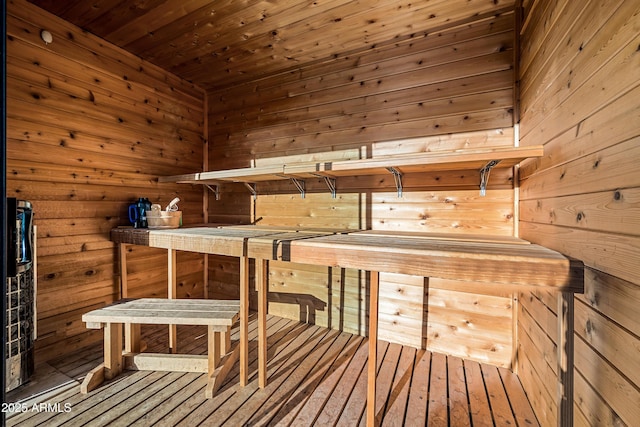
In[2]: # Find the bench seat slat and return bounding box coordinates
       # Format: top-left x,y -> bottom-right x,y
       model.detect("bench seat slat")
83,310 -> 238,327
100,302 -> 239,313
82,298 -> 240,328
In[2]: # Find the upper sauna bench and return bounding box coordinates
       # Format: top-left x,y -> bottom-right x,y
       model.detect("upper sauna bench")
158,145 -> 543,196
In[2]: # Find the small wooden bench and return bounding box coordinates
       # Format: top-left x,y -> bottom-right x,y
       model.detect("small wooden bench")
80,298 -> 240,398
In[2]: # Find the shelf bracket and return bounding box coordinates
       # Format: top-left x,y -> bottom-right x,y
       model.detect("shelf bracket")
312,174 -> 337,198
290,178 -> 306,198
244,182 -> 257,200
479,160 -> 500,196
386,167 -> 403,198
205,184 -> 220,201
323,176 -> 337,199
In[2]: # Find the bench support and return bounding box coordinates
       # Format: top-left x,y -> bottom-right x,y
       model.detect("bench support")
80,298 -> 240,399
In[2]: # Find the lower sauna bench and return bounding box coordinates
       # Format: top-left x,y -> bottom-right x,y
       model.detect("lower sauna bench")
6,314 -> 539,426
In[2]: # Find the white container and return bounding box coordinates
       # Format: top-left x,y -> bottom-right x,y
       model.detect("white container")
147,211 -> 182,229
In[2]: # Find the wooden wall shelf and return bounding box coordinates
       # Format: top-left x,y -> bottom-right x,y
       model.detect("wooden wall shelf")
159,145 -> 543,197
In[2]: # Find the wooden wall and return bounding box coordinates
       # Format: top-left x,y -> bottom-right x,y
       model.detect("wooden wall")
206,12 -> 519,367
5,0 -> 205,363
517,0 -> 640,425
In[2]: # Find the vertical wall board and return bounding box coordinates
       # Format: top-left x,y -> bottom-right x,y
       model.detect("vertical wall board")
517,0 -> 640,425
206,12 -> 517,367
6,0 -> 205,363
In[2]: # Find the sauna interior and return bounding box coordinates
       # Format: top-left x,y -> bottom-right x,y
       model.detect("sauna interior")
3,0 -> 638,425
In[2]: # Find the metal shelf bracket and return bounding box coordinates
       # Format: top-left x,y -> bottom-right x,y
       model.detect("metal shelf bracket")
324,176 -> 337,198
479,160 -> 500,196
290,177 -> 306,198
205,184 -> 220,201
386,167 -> 403,198
244,182 -> 257,200
312,174 -> 337,198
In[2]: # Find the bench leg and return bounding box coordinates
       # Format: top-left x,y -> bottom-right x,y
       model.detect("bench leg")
80,322 -> 123,394
81,363 -> 105,394
104,322 -> 123,380
209,326 -> 222,372
222,325 -> 231,355
125,323 -> 141,353
240,255 -> 249,387
206,325 -> 240,398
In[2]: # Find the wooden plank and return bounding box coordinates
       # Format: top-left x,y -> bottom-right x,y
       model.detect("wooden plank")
115,372 -> 203,427
447,356 -> 471,427
405,349 -> 430,425
123,353 -> 208,373
481,364 -> 517,426
215,325 -> 331,426
427,352 -> 449,426
80,363 -> 105,394
11,319 -> 545,426
312,337 -> 372,426
367,270 -> 381,427
160,145 -> 542,185
520,0 -> 639,141
265,332 -> 354,425
284,233 -> 583,291
520,188 -> 640,236
82,308 -> 238,327
353,229 -> 531,245
289,335 -> 365,425
371,342 -> 402,426
150,315 -> 288,425
240,255 -> 250,387
520,137 -> 640,201
206,344 -> 240,399
246,330 -> 350,425
498,366 -> 541,427
556,291 -> 574,427
337,340 -> 389,426
381,346 -> 417,426
573,334 -> 640,426
73,371 -> 178,426
466,360 -> 493,427
104,322 -> 123,380
147,227 -> 286,257
124,323 -> 141,353
257,258 -> 269,389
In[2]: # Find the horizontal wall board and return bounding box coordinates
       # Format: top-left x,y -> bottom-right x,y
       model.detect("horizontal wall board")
520,222 -> 639,285
577,268 -> 640,338
204,8 -> 516,369
574,299 -> 640,387
519,83 -> 640,179
8,5 -> 203,101
7,0 -> 205,363
212,109 -> 514,165
520,188 -> 640,236
515,339 -> 557,427
574,332 -> 640,427
573,368 -> 626,427
520,137 -> 640,201
520,3 -> 640,142
519,0 -> 625,99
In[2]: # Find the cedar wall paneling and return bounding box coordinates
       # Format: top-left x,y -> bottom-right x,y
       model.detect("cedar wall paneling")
6,0 -> 205,363
518,0 -> 639,425
207,13 -> 518,366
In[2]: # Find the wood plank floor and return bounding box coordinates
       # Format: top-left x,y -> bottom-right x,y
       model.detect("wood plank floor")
7,314 -> 539,426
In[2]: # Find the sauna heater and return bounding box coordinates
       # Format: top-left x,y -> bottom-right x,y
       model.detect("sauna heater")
5,198 -> 36,392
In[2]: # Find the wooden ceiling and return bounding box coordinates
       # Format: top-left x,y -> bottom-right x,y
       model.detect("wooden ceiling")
28,0 -> 515,91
